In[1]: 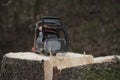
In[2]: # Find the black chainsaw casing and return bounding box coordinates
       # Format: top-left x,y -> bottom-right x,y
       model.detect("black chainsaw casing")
34,16 -> 69,55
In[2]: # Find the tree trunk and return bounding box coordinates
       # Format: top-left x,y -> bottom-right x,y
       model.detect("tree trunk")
53,56 -> 120,80
0,52 -> 93,80
0,52 -> 46,80
1,52 -> 119,80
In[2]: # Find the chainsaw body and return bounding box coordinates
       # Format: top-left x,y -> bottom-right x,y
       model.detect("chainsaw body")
33,16 -> 69,56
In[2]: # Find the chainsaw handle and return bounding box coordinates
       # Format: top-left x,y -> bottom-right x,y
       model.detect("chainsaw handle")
62,26 -> 69,50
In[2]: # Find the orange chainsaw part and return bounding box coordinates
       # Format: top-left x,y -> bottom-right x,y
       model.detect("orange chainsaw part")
32,47 -> 35,52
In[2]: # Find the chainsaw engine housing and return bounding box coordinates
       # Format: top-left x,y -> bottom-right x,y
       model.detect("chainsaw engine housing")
34,16 -> 69,55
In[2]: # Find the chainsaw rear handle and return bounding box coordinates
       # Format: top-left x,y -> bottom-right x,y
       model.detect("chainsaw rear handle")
61,26 -> 69,51
41,17 -> 69,48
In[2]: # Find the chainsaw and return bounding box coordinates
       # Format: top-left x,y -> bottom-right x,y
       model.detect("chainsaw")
32,16 -> 69,56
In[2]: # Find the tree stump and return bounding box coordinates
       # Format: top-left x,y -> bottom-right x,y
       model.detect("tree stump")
53,56 -> 120,80
0,52 -> 49,80
1,52 -> 119,80
0,52 -> 94,80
